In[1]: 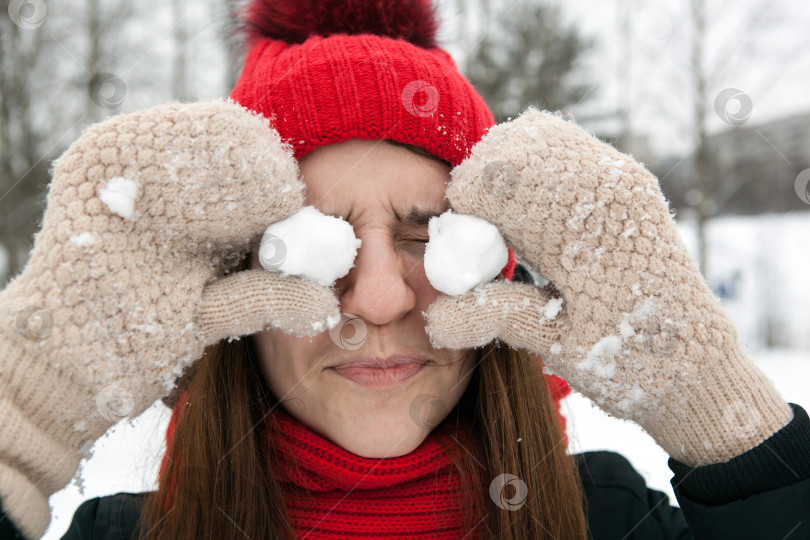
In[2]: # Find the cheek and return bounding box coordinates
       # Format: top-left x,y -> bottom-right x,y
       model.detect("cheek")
252,332 -> 283,396
253,330 -> 319,399
425,352 -> 476,412
407,258 -> 441,307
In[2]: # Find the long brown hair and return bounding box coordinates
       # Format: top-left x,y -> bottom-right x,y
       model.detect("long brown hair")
138,315 -> 587,538
137,141 -> 588,538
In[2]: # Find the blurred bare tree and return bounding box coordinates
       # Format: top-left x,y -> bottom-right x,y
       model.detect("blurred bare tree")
457,0 -> 594,122
634,0 -> 810,276
0,0 -> 235,286
172,0 -> 189,100
1,0 -> 50,286
0,0 -> 137,287
209,0 -> 246,91
85,0 -> 134,121
687,0 -> 810,276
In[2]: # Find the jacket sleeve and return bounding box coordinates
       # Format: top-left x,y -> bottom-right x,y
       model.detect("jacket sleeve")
0,497 -> 27,539
0,490 -> 149,540
59,492 -> 147,540
576,451 -> 693,540
667,402 -> 810,540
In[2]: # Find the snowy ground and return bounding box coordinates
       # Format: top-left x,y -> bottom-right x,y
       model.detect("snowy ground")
678,211 -> 810,351
39,211 -> 810,538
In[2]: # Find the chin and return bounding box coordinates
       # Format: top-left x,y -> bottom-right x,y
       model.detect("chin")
333,424 -> 429,458
317,406 -> 435,458
278,374 -> 463,458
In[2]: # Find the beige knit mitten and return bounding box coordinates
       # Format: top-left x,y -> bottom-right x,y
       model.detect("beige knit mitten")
0,100 -> 340,539
426,108 -> 793,468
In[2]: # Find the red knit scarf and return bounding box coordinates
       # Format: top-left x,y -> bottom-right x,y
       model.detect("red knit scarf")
266,407 -> 489,538
160,371 -> 570,538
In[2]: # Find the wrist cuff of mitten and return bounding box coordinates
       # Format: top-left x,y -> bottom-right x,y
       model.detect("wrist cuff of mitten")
0,462 -> 51,540
668,403 -> 810,505
0,331 -> 79,538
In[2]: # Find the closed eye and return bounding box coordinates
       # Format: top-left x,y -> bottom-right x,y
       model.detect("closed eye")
395,235 -> 429,256
398,236 -> 429,243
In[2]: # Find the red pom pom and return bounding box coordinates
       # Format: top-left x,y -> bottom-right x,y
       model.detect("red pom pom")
243,0 -> 440,48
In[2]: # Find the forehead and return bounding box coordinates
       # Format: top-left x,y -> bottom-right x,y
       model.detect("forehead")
298,139 -> 451,216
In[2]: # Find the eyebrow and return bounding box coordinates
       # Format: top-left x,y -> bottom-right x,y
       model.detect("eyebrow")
394,207 -> 445,226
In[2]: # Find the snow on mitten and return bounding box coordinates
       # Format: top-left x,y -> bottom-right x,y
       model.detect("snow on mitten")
425,107 -> 793,467
0,100 -> 340,540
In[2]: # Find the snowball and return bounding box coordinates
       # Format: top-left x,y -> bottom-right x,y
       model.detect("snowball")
424,211 -> 509,296
549,343 -> 562,355
99,176 -> 138,219
259,206 -> 361,287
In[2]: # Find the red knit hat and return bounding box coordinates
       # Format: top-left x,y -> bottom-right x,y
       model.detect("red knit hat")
230,0 -> 495,167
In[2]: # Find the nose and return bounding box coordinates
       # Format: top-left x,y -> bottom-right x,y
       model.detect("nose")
336,232 -> 417,326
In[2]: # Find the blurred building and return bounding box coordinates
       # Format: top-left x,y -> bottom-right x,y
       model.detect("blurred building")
711,113 -> 810,173
652,112 -> 810,216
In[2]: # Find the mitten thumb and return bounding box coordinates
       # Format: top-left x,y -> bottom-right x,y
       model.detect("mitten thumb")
198,270 -> 340,343
424,281 -> 565,356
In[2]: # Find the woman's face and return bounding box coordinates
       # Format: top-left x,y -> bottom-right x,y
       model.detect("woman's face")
249,139 -> 476,458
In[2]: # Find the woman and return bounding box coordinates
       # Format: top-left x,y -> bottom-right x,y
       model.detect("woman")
1,1 -> 808,539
